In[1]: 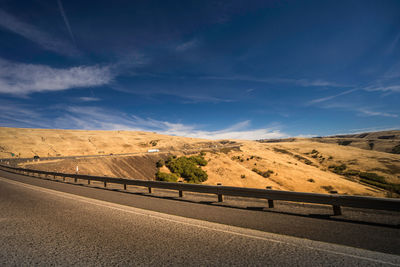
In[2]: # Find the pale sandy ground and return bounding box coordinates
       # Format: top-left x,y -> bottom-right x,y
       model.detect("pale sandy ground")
1,127 -> 399,197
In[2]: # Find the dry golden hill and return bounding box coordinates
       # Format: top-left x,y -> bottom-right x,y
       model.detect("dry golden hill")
1,127 -> 399,197
0,127 -> 232,158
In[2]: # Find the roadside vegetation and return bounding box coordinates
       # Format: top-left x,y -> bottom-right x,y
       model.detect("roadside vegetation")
328,164 -> 400,195
155,154 -> 208,183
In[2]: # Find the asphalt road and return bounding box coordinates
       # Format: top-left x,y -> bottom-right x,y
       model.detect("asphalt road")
1,171 -> 400,266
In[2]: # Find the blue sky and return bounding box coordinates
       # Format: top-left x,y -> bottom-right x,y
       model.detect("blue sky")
0,0 -> 399,139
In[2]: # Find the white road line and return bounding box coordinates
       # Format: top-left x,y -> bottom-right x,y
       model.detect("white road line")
1,176 -> 399,266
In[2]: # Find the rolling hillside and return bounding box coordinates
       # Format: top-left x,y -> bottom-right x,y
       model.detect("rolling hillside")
1,127 -> 399,197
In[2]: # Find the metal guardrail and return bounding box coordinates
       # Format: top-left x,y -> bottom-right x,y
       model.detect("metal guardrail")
0,164 -> 399,216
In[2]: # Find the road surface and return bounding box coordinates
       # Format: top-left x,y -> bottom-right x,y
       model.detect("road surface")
1,170 -> 399,266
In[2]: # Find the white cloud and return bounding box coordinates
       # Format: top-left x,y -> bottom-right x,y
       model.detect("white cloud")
0,58 -> 114,95
57,0 -> 76,45
364,85 -> 400,93
78,97 -> 101,102
0,9 -> 78,56
358,109 -> 398,118
308,88 -> 358,105
31,106 -> 287,140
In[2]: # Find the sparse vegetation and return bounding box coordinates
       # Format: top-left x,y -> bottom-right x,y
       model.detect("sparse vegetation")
358,172 -> 386,184
149,140 -> 158,146
321,185 -> 334,192
307,178 -> 315,183
391,144 -> 400,154
252,168 -> 274,178
378,135 -> 395,139
368,142 -> 374,150
273,147 -> 292,155
241,174 -> 246,179
328,164 -> 347,174
338,140 -> 352,146
294,154 -> 312,165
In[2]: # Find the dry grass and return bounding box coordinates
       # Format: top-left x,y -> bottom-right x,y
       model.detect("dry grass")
2,127 -> 399,197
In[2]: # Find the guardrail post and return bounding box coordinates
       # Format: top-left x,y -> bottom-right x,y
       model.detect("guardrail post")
333,205 -> 342,216
217,183 -> 223,202
123,184 -> 127,190
148,187 -> 152,193
74,177 -> 78,183
178,181 -> 183,197
266,186 -> 274,208
63,176 -> 65,182
88,179 -> 91,185
104,181 -> 107,187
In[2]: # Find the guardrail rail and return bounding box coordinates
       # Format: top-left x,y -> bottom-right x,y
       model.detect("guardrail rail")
1,163 -> 399,216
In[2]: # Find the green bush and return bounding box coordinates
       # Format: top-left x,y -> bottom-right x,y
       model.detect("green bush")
155,171 -> 178,182
241,174 -> 246,179
165,155 -> 208,183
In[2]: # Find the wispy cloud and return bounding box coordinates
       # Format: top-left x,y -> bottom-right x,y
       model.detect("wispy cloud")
0,101 -> 51,128
307,88 -> 358,104
181,95 -> 234,104
201,75 -> 349,88
57,0 -> 76,45
0,9 -> 78,56
387,32 -> 400,54
78,97 -> 101,102
176,39 -> 198,51
364,85 -> 400,93
0,104 -> 287,140
58,106 -> 287,140
0,58 -> 114,95
358,109 -> 398,118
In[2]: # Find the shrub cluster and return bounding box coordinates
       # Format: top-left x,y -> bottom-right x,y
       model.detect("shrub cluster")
164,155 -> 208,183
294,155 -> 312,165
252,168 -> 274,178
328,164 -> 347,174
